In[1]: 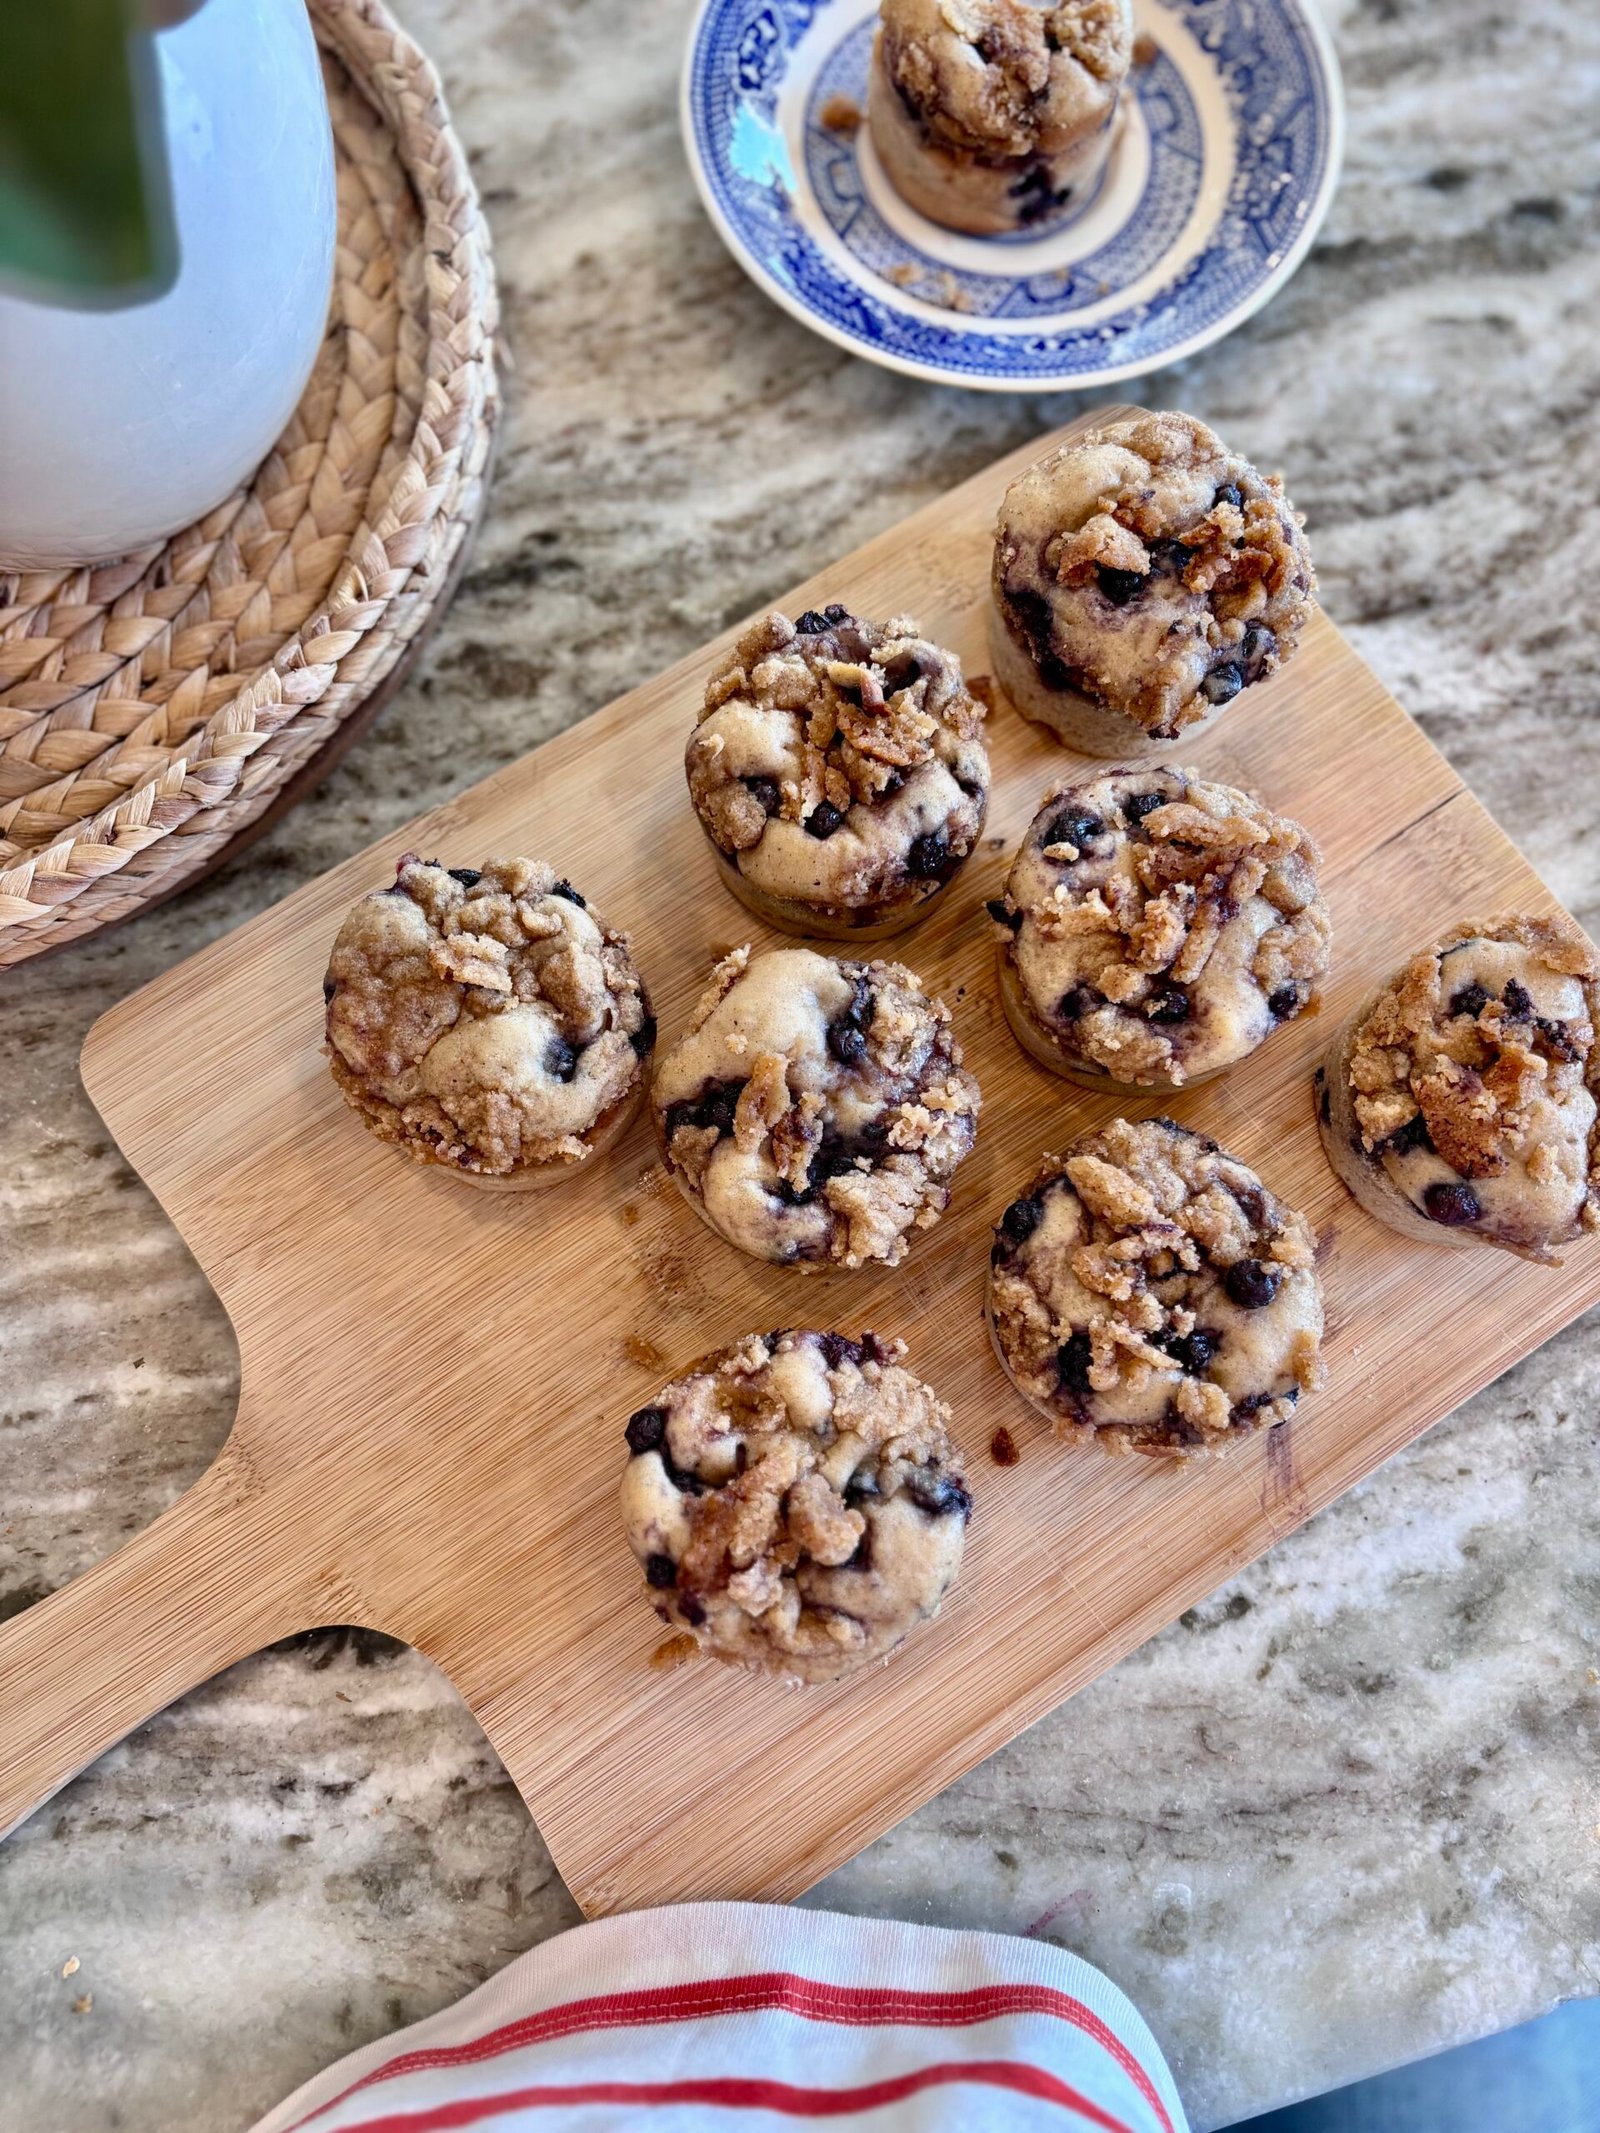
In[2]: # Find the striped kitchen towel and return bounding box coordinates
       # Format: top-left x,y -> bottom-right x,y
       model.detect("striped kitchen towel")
251,1900 -> 1188,2132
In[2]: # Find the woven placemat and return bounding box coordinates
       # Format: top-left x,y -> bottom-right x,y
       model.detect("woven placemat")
0,0 -> 499,969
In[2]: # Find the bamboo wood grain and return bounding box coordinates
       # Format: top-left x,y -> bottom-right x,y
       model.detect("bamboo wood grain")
4,405 -> 1597,1912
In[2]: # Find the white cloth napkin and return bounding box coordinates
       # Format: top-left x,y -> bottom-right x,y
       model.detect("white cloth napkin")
250,1900 -> 1188,2132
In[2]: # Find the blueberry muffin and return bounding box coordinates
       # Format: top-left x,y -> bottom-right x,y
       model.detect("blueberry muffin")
652,945 -> 980,1268
869,0 -> 1134,236
687,607 -> 990,939
324,856 -> 654,1188
987,1117 -> 1325,1457
988,766 -> 1330,1089
1317,914 -> 1600,1263
619,1330 -> 971,1682
990,412 -> 1316,755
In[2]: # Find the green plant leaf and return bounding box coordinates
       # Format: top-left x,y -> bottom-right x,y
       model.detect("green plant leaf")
0,0 -> 176,305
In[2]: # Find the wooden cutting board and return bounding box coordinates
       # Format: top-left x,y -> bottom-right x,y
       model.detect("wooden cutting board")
5,407 -> 1598,1916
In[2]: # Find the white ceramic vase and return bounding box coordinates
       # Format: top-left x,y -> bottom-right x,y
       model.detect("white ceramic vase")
0,0 -> 336,570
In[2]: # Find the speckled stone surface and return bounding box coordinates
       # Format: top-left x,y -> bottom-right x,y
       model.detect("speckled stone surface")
3,0 -> 1599,2126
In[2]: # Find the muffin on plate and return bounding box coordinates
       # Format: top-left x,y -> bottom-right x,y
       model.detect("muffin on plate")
1317,913 -> 1599,1263
652,945 -> 980,1268
990,411 -> 1316,755
987,1116 -> 1325,1458
620,1328 -> 971,1682
987,765 -> 1330,1089
323,855 -> 654,1188
687,607 -> 989,939
869,0 -> 1134,235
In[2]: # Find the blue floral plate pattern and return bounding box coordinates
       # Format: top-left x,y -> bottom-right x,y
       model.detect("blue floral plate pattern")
682,0 -> 1343,391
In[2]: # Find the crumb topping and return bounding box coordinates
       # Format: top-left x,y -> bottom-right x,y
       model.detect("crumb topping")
989,1117 -> 1324,1456
653,946 -> 980,1268
992,412 -> 1316,738
324,856 -> 652,1176
1344,914 -> 1599,1250
993,767 -> 1330,1084
688,609 -> 988,918
879,0 -> 1132,162
619,1330 -> 970,1681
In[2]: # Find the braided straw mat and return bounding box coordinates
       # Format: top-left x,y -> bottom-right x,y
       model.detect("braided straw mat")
0,0 -> 499,969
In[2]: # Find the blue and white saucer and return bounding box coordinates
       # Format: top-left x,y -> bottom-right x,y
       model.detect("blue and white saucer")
681,0 -> 1343,392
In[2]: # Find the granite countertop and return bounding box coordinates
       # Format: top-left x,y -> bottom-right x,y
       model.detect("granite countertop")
3,0 -> 1599,2125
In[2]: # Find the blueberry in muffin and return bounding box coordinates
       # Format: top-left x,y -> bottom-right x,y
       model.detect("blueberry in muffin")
1318,913 -> 1600,1263
687,607 -> 989,939
323,855 -> 653,1188
988,766 -> 1330,1089
652,945 -> 980,1268
868,0 -> 1134,236
620,1329 -> 971,1681
987,1116 -> 1325,1457
990,412 -> 1316,755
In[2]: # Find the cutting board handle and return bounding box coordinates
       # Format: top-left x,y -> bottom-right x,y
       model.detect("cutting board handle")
0,1445 -> 316,1839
